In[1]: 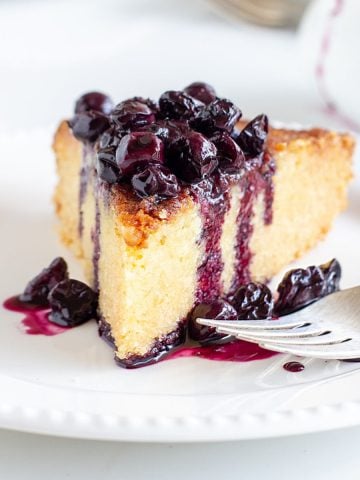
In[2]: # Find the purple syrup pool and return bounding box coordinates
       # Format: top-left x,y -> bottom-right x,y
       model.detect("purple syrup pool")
283,361 -> 305,373
168,340 -> 278,363
3,296 -> 67,336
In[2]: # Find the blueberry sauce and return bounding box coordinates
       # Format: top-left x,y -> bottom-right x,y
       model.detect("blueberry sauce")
283,361 -> 305,373
192,175 -> 231,304
3,296 -> 67,336
230,160 -> 275,294
169,340 -> 277,363
92,180 -> 102,293
79,144 -> 92,237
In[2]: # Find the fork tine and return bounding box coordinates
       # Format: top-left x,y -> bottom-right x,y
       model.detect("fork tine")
259,340 -> 360,360
234,332 -> 349,346
197,317 -> 307,330
214,323 -> 325,339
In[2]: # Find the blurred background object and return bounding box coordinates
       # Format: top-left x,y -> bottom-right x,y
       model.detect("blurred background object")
0,0 -> 358,135
207,0 -> 312,28
298,0 -> 360,131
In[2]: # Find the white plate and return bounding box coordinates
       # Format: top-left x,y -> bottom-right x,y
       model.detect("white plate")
1,128 -> 360,442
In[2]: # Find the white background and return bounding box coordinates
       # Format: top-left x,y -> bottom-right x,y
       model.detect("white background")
1,0 -> 360,478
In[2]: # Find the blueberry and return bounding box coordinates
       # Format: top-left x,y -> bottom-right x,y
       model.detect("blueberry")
275,259 -> 341,315
127,96 -> 159,114
69,111 -> 110,143
188,300 -> 238,343
116,132 -> 165,177
74,91 -> 113,115
184,82 -> 216,105
321,258 -> 341,295
193,98 -> 241,135
20,257 -> 69,306
236,114 -> 268,156
167,131 -> 218,183
98,127 -> 123,150
159,91 -> 200,121
96,155 -> 120,184
110,100 -> 155,130
48,279 -> 98,327
96,128 -> 123,183
131,163 -> 180,199
233,283 -> 274,319
137,121 -> 173,143
210,131 -> 245,174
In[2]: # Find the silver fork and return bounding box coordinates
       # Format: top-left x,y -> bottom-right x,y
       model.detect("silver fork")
196,286 -> 360,359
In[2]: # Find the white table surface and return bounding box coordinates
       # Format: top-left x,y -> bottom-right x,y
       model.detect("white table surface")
0,0 -> 359,477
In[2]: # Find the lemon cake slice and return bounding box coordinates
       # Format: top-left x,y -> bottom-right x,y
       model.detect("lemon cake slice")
53,83 -> 354,367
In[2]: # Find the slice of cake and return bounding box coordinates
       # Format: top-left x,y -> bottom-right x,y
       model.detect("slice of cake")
53,83 -> 354,368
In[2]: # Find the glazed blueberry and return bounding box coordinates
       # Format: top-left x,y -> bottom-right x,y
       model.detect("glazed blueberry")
127,96 -> 159,114
322,258 -> 342,295
275,259 -> 341,315
184,82 -> 216,105
116,132 -> 165,177
74,91 -> 113,115
69,111 -> 110,143
236,114 -> 268,156
20,257 -> 69,306
96,128 -> 122,183
193,98 -> 242,134
210,131 -> 245,173
98,127 -> 123,150
48,279 -> 98,327
188,300 -> 238,343
96,156 -> 120,184
167,131 -> 218,183
131,163 -> 180,199
233,282 -> 274,319
159,91 -> 199,121
110,100 -> 155,130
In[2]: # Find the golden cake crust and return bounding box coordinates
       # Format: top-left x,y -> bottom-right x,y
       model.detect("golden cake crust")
53,121 -> 355,251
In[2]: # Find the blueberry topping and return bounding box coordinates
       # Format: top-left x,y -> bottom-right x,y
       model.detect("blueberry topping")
74,91 -> 113,115
131,163 -> 180,199
68,85 -> 273,205
96,156 -> 120,184
167,131 -> 218,183
127,96 -> 159,114
159,91 -> 199,121
48,279 -> 98,327
322,258 -> 342,295
116,132 -> 164,177
275,259 -> 341,315
20,257 -> 69,306
188,300 -> 238,343
69,111 -> 110,143
210,131 -> 245,173
98,127 -> 123,150
233,282 -> 274,319
236,114 -> 268,156
193,98 -> 242,134
110,100 -> 155,130
184,82 -> 216,105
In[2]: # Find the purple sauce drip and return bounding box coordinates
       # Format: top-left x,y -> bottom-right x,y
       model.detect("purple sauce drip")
79,144 -> 92,237
192,179 -> 231,304
283,361 -> 305,372
169,339 -> 278,362
92,181 -> 101,293
3,296 -> 67,336
230,158 -> 275,295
